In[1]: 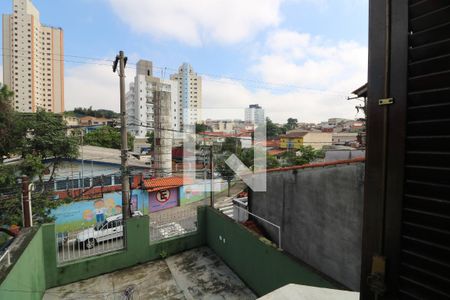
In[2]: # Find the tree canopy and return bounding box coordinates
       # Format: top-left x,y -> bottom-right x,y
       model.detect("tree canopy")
281,146 -> 324,167
84,126 -> 135,150
0,86 -> 79,226
69,106 -> 120,119
195,123 -> 212,134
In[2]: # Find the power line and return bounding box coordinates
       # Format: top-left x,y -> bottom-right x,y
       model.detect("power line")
1,47 -> 350,95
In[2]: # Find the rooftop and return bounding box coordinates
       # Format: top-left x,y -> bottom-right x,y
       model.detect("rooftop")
143,176 -> 192,192
280,132 -> 309,138
44,247 -> 256,300
266,157 -> 365,173
78,145 -> 150,168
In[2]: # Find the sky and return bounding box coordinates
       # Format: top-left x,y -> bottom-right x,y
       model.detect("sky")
0,0 -> 368,123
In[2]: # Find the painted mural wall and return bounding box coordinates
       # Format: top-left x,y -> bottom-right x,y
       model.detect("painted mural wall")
51,190 -> 149,233
180,180 -> 228,205
149,188 -> 179,212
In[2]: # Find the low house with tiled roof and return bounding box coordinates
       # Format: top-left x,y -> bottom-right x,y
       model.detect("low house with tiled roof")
280,131 -> 332,150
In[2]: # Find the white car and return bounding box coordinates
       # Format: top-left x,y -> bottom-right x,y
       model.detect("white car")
76,211 -> 143,249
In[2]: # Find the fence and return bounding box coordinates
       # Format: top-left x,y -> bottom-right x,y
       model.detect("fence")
149,206 -> 198,242
215,197 -> 282,249
0,249 -> 11,267
57,215 -> 125,264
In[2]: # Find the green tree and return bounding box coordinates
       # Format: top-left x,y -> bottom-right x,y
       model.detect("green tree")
284,118 -> 299,131
221,137 -> 241,154
0,106 -> 79,226
19,110 -> 79,183
239,148 -> 280,170
281,145 -> 322,167
146,131 -> 154,150
84,126 -> 135,150
266,117 -> 285,138
215,152 -> 235,196
0,85 -> 18,161
195,123 -> 212,133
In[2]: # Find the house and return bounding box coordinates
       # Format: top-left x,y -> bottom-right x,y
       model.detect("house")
280,131 -> 332,150
78,116 -> 115,133
332,132 -> 359,146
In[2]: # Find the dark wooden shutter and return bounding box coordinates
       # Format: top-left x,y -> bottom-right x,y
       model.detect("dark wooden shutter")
399,1 -> 450,298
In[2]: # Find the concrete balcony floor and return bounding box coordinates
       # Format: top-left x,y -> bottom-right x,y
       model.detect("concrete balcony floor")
44,247 -> 256,300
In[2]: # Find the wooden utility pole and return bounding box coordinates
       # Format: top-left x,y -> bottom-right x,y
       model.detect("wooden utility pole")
210,147 -> 214,207
113,51 -> 131,220
21,176 -> 32,227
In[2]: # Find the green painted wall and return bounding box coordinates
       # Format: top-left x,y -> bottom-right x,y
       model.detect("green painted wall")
45,206 -> 206,288
1,205 -> 337,299
205,208 -> 337,296
0,229 -> 46,300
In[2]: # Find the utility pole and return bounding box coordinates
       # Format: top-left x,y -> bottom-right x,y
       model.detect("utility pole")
210,147 -> 214,207
21,176 -> 33,227
113,51 -> 131,220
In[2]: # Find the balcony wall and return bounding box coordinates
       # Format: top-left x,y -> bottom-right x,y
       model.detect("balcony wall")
0,206 -> 340,299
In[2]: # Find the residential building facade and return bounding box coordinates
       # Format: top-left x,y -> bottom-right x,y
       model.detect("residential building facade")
281,131 -> 332,150
126,60 -> 178,138
204,119 -> 246,133
2,0 -> 64,113
245,104 -> 265,125
170,63 -> 202,130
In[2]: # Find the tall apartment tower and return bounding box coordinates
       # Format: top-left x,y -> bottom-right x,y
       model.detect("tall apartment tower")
126,60 -> 175,176
2,0 -> 64,113
245,104 -> 265,125
126,60 -> 178,137
170,63 -> 202,130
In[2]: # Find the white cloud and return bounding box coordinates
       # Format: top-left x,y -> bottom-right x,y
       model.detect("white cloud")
202,30 -> 367,123
107,0 -> 283,46
64,63 -> 125,112
202,77 -> 362,124
251,29 -> 367,90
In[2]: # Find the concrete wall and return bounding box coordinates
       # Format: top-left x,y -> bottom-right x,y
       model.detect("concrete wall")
206,208 -> 337,296
0,229 -> 46,300
1,205 -> 343,299
0,207 -> 207,299
45,206 -> 206,288
250,162 -> 364,290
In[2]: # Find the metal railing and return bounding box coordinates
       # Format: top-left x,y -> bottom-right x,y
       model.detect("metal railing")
149,206 -> 198,242
0,249 -> 11,267
230,205 -> 283,249
57,217 -> 125,264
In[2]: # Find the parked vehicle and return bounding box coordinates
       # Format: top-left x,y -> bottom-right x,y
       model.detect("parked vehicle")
76,211 -> 143,249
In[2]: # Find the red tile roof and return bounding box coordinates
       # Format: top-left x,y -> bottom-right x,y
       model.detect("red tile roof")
266,157 -> 365,173
267,149 -> 286,156
142,176 -> 193,192
280,132 -> 309,138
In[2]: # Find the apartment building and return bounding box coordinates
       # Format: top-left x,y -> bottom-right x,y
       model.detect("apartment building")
2,0 -> 64,113
126,60 -> 178,138
170,63 -> 202,130
245,104 -> 265,125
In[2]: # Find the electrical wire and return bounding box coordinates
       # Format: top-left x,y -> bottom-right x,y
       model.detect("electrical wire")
0,47 -> 349,95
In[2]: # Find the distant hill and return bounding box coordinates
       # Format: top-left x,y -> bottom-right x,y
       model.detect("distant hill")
65,107 -> 120,119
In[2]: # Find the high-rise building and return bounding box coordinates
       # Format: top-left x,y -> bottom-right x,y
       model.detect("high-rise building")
126,60 -> 176,176
170,63 -> 202,130
2,0 -> 64,113
126,60 -> 178,138
245,104 -> 265,125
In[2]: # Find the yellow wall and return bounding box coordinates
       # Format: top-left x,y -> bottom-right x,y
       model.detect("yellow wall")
280,137 -> 303,149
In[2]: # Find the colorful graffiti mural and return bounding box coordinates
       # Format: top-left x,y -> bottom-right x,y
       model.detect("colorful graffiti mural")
179,180 -> 228,205
149,188 -> 178,212
51,190 -> 149,232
